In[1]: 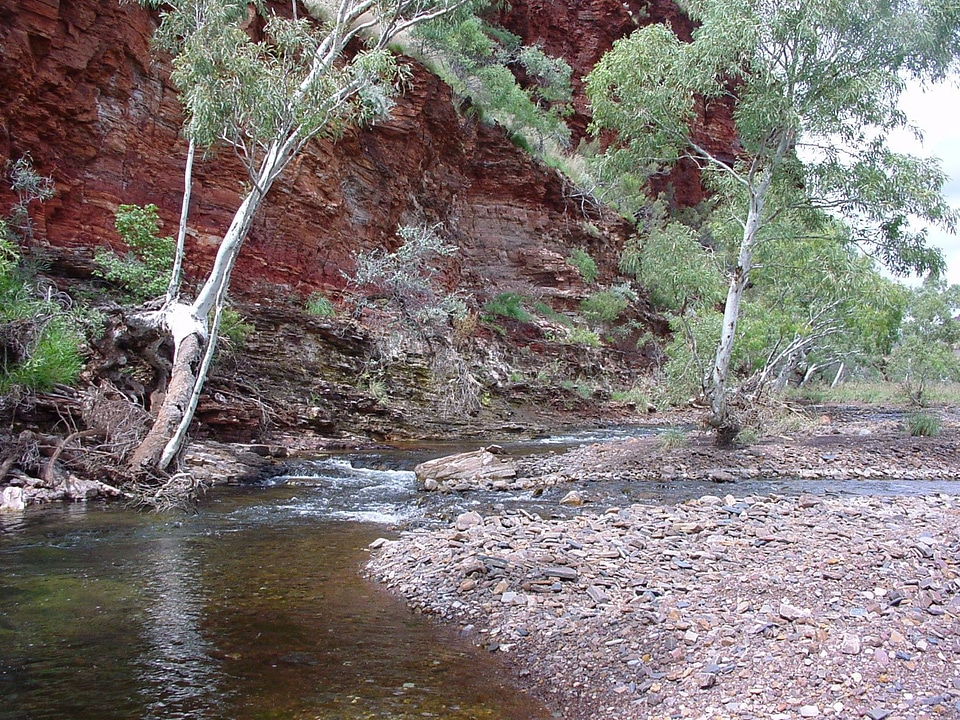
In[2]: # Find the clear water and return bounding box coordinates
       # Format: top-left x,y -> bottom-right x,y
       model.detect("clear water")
0,483 -> 552,720
4,425 -> 959,720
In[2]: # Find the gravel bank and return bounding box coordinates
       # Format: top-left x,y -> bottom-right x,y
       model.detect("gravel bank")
367,492 -> 960,719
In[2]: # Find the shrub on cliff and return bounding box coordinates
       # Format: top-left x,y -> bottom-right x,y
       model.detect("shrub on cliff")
94,204 -> 175,302
0,160 -> 85,399
0,234 -> 83,398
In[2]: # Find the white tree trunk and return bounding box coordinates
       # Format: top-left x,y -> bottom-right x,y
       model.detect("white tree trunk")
707,195 -> 761,440
166,138 -> 195,306
831,360 -> 845,388
130,149 -> 285,472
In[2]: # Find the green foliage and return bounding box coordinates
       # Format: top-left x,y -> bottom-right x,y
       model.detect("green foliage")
611,386 -> 649,406
905,412 -> 940,437
658,427 -> 689,450
0,163 -> 84,396
622,211 -> 724,314
588,0 -> 958,273
566,248 -> 598,284
95,204 -> 174,302
661,313 -> 721,405
305,292 -> 336,318
586,0 -> 960,424
3,155 -> 55,242
550,326 -> 602,347
531,300 -> 573,327
483,292 -> 530,322
793,379 -> 960,407
581,285 -> 635,327
888,277 -> 960,406
414,11 -> 572,153
152,0 -> 406,158
1,315 -> 83,393
560,378 -> 593,400
0,238 -> 83,395
219,308 -> 253,347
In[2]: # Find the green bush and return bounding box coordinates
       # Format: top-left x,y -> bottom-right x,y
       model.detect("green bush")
567,248 -> 599,284
95,204 -> 174,301
581,286 -> 632,326
4,155 -> 55,241
483,292 -> 530,322
906,412 -> 940,437
611,386 -> 649,405
531,300 -> 574,327
1,315 -> 83,393
0,163 -> 85,396
219,308 -> 254,347
0,237 -> 84,394
348,224 -> 461,327
306,292 -> 336,317
550,326 -> 602,347
658,427 -> 689,450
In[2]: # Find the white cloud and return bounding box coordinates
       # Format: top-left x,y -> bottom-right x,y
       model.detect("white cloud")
887,78 -> 960,286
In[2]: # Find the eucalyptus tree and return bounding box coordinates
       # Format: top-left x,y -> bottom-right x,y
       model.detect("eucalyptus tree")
889,276 -> 960,406
586,0 -> 959,443
129,0 -> 470,471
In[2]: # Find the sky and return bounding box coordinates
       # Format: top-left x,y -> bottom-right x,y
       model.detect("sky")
886,79 -> 960,286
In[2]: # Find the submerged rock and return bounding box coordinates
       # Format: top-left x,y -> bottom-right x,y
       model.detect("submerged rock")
0,486 -> 25,512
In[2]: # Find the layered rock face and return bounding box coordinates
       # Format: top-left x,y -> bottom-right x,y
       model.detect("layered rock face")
0,0 -> 735,306
0,0 -> 631,305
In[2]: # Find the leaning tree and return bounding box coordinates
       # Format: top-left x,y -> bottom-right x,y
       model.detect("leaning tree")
126,0 -> 471,472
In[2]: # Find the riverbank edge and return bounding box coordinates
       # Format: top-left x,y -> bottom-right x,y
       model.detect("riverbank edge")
364,406 -> 960,719
366,492 -> 960,720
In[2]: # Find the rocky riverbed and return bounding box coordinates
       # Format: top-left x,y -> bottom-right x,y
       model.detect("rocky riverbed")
367,407 -> 960,720
368,493 -> 960,720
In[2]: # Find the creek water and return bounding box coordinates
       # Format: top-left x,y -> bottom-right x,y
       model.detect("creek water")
0,483 -> 552,719
3,425 -> 960,720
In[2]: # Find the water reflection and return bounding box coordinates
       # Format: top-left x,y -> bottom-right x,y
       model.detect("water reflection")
0,497 -> 552,720
138,536 -> 227,719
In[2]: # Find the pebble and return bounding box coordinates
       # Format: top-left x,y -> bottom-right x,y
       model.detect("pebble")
367,492 -> 960,720
455,511 -> 482,531
841,633 -> 862,655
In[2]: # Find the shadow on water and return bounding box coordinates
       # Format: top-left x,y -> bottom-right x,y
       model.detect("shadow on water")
0,494 -> 553,720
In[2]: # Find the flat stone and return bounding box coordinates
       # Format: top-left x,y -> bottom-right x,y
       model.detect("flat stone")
542,566 -> 578,581
779,602 -> 809,621
799,705 -> 820,717
586,585 -> 609,604
455,511 -> 483,531
841,633 -> 861,655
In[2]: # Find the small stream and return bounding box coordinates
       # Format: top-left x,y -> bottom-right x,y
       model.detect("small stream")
3,424 -> 960,719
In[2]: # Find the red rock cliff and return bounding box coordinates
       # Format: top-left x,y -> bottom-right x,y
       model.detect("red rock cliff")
0,0 -> 733,303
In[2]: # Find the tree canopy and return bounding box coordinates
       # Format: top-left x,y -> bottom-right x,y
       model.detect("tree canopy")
586,0 -> 960,441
